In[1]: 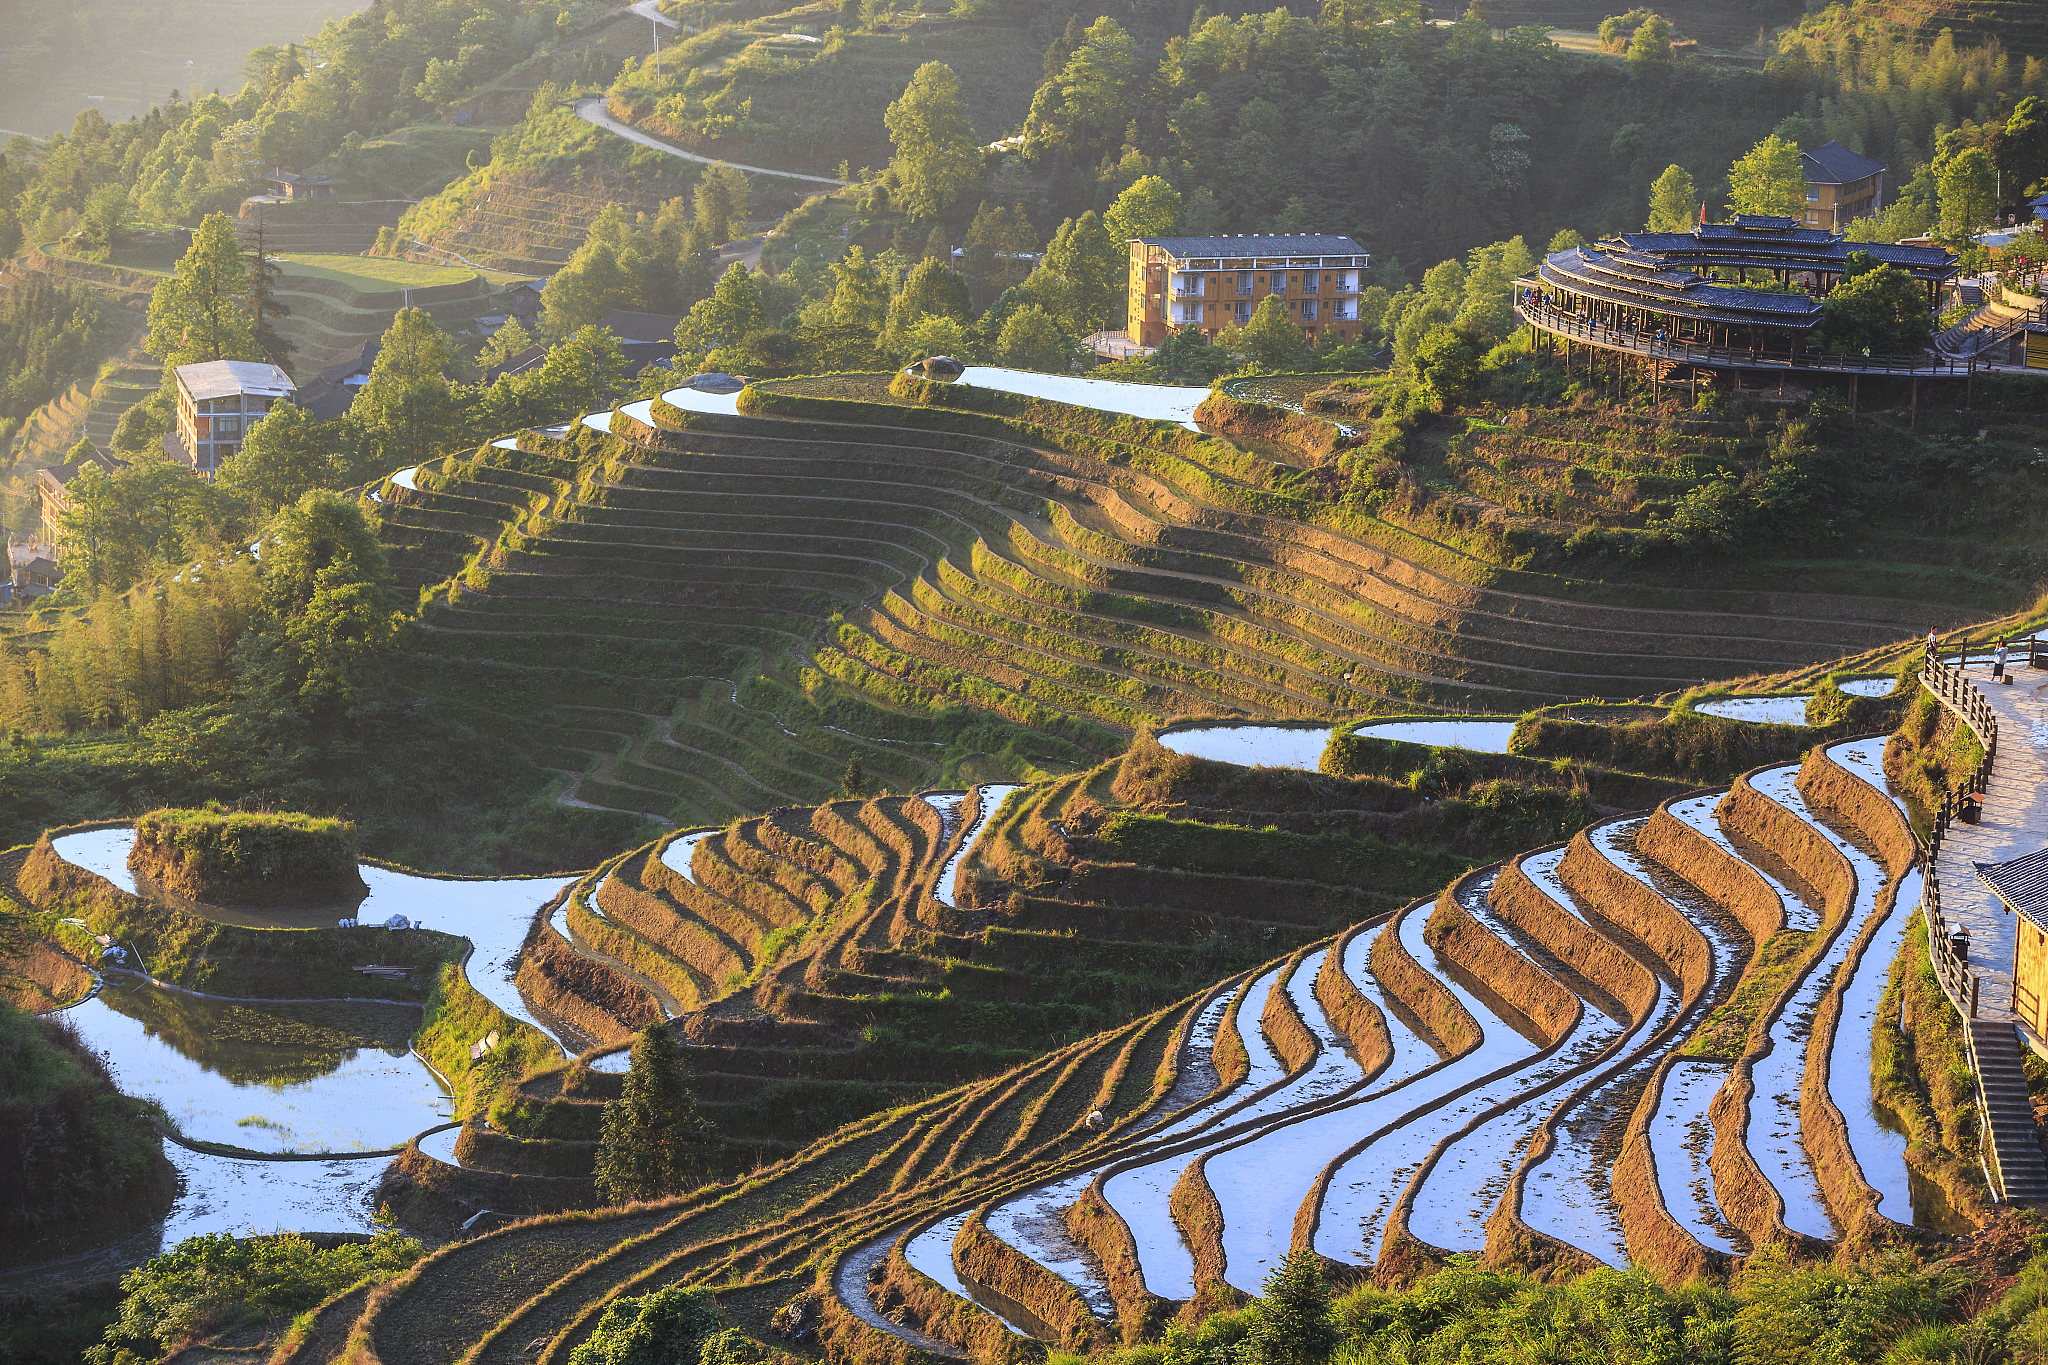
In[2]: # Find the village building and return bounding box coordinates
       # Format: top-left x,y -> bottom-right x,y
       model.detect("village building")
1524,215 -> 1956,356
35,445 -> 128,545
1800,141 -> 1885,231
1125,234 -> 1370,348
263,168 -> 335,201
6,536 -> 63,603
604,308 -> 684,369
164,360 -> 298,481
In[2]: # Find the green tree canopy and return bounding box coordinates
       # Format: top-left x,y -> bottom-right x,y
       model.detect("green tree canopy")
827,246 -> 890,330
992,305 -> 1075,372
539,233 -> 637,340
1105,175 -> 1183,244
1936,147 -> 1997,239
678,263 -> 765,354
693,163 -> 750,245
1028,210 -> 1123,332
1242,1250 -> 1338,1365
146,212 -> 260,374
1626,12 -> 1672,61
1727,134 -> 1807,219
1021,16 -> 1139,161
565,1285 -> 721,1365
349,308 -> 459,469
1411,322 -> 1483,407
57,455 -> 234,597
217,401 -> 350,519
529,324 -> 630,417
1222,294 -> 1309,370
259,488 -> 395,622
594,1022 -> 714,1203
884,62 -> 983,220
882,257 -> 973,351
1647,164 -> 1697,231
1814,264 -> 1933,356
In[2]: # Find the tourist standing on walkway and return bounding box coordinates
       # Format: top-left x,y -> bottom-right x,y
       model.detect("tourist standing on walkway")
1995,640 -> 2009,680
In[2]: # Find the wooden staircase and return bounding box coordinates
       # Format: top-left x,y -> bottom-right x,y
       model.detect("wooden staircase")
1967,1019 -> 2048,1206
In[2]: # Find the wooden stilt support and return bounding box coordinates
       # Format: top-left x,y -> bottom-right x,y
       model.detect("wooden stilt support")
1849,374 -> 1857,418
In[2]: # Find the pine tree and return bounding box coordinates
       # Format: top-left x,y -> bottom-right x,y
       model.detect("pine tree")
593,1022 -> 714,1204
1242,1251 -> 1337,1365
243,217 -> 296,367
841,754 -> 864,796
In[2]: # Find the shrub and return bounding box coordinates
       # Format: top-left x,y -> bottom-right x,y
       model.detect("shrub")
566,1285 -> 721,1365
84,1223 -> 421,1363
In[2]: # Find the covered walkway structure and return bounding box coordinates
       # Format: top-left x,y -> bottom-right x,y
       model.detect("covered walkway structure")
1516,215 -> 1967,403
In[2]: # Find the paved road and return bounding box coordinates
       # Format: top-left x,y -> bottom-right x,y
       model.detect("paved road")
630,0 -> 680,27
572,97 -> 848,187
716,234 -> 766,271
1933,660 -> 2048,1019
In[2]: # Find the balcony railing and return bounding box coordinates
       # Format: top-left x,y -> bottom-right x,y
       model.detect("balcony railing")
1517,299 -> 1979,377
1917,646 -> 1999,1021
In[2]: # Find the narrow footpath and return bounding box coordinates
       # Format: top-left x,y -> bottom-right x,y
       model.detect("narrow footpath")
571,97 -> 848,186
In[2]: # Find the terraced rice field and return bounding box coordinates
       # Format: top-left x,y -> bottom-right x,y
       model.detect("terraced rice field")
856,733 -> 1929,1347
259,369 -> 2020,1362
370,374 -> 1943,834
288,711 -> 1961,1365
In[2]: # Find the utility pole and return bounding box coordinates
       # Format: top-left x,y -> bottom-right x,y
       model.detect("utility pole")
653,17 -> 662,79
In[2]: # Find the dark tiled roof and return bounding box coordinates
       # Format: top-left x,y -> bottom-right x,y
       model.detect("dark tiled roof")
39,446 -> 128,486
1977,849 -> 2048,932
295,378 -> 354,422
1802,140 -> 1885,185
1540,247 -> 1823,327
604,309 -> 685,343
1729,214 -> 1800,231
1131,234 -> 1366,257
321,338 -> 379,384
1608,225 -> 1956,281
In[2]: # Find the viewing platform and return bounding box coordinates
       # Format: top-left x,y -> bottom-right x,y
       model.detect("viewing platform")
1514,296 -> 1982,380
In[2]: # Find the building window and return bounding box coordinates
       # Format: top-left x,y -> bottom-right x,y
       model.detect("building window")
1268,272 -> 1285,293
1303,271 -> 1319,293
1807,187 -> 1820,202
1302,300 -> 1318,322
1236,301 -> 1251,323
1237,271 -> 1254,296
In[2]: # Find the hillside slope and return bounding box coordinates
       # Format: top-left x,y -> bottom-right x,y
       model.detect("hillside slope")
370,374 -> 2003,830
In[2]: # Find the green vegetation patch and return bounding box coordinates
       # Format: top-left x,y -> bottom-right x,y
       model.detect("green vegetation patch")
1680,929 -> 1811,1059
130,807 -> 365,907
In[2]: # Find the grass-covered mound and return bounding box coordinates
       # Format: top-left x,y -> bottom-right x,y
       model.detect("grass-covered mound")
128,807 -> 367,907
0,1001 -> 177,1270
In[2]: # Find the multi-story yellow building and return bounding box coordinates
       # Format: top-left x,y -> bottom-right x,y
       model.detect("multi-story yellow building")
1126,234 -> 1369,348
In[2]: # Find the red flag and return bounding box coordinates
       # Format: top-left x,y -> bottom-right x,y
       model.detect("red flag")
1699,201 -> 1706,224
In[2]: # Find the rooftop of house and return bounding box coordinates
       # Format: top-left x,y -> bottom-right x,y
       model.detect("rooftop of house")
605,309 -> 685,344
173,359 -> 297,401
265,168 -> 334,187
37,446 -> 128,489
1131,233 -> 1367,259
321,339 -> 379,385
1801,140 -> 1885,185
